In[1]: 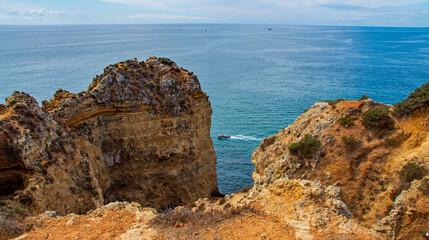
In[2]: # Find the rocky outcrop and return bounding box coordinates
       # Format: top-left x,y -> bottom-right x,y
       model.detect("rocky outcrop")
372,176 -> 429,239
254,178 -> 376,240
18,179 -> 378,240
5,61 -> 429,239
13,95 -> 429,240
16,202 -> 160,240
0,57 -> 218,216
250,98 -> 429,238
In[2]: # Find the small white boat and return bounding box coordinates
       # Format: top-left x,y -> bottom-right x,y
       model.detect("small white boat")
217,134 -> 230,139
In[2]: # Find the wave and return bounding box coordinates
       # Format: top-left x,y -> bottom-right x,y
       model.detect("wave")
229,135 -> 263,141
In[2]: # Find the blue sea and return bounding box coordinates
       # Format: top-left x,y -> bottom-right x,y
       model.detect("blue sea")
1,24 -> 429,194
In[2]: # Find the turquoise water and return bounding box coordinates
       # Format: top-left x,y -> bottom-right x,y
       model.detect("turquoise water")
1,25 -> 429,194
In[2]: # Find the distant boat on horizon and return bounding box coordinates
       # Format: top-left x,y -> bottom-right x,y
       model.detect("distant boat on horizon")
268,28 -> 272,30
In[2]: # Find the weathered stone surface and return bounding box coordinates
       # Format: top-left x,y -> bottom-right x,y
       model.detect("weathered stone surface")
251,98 -> 429,238
6,65 -> 429,239
17,179 -> 378,240
372,176 -> 429,239
0,57 -> 218,215
15,202 -> 159,240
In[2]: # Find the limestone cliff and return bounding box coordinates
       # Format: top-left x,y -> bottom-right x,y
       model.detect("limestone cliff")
0,57 -> 219,217
14,98 -> 428,240
6,67 -> 429,240
251,98 -> 429,239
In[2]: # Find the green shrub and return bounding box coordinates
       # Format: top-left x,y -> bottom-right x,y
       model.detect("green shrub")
0,200 -> 30,237
399,162 -> 428,183
321,99 -> 344,106
342,135 -> 361,151
339,117 -> 354,127
359,95 -> 370,101
394,82 -> 429,116
0,201 -> 29,219
288,134 -> 320,159
361,107 -> 394,134
303,108 -> 309,113
158,57 -> 174,65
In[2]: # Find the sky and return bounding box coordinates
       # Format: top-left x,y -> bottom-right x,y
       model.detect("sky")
1,0 -> 429,26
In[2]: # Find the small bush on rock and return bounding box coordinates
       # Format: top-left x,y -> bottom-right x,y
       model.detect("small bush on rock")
399,162 -> 428,183
342,135 -> 361,151
288,134 -> 320,159
361,107 -> 394,134
339,117 -> 354,127
321,99 -> 344,106
394,82 -> 429,116
0,200 -> 31,238
158,57 -> 174,65
359,95 -> 370,101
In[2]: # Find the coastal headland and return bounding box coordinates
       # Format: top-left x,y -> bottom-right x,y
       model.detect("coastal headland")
1,58 -> 428,240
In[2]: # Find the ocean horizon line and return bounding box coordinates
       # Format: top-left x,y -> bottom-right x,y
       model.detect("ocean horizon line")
1,23 -> 429,29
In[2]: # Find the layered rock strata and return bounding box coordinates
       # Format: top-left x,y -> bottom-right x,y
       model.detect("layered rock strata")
5,62 -> 429,239
13,92 -> 429,240
0,57 -> 219,215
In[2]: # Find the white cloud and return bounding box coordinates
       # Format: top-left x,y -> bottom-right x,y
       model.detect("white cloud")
0,0 -> 427,25
101,0 -> 192,11
100,0 -> 429,10
99,0 -> 429,23
128,13 -> 206,21
0,0 -> 93,22
3,8 -> 67,18
339,0 -> 429,8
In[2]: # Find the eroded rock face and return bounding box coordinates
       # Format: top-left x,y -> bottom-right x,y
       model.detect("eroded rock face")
250,99 -> 429,238
13,91 -> 429,240
0,57 -> 218,214
372,176 -> 429,239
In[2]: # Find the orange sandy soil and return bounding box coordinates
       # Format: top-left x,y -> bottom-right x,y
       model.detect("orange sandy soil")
153,212 -> 296,240
218,214 -> 295,240
20,209 -> 137,240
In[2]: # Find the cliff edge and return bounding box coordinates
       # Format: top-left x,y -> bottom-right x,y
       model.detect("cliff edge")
5,68 -> 429,239
0,57 -> 219,222
251,94 -> 429,239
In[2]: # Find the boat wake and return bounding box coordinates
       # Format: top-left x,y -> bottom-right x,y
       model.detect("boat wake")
230,135 -> 262,141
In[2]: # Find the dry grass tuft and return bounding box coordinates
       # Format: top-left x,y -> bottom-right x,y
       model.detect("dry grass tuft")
150,204 -> 254,228
0,200 -> 33,240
